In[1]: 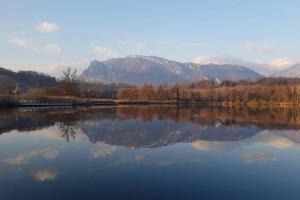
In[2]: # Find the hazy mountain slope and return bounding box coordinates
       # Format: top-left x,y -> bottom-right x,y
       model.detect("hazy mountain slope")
273,64 -> 300,77
81,56 -> 263,84
0,67 -> 58,94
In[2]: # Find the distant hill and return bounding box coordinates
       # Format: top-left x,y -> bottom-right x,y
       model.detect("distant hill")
0,67 -> 58,94
273,64 -> 300,78
81,55 -> 263,85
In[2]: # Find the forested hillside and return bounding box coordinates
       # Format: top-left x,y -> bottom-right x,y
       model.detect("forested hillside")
0,67 -> 58,94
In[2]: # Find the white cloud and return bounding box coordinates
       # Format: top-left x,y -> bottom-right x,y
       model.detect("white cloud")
36,21 -> 60,33
136,42 -> 147,50
268,58 -> 296,69
33,170 -> 57,182
159,40 -> 201,47
159,40 -> 175,45
6,61 -> 86,77
93,45 -> 117,60
243,43 -> 277,54
43,62 -> 86,76
192,54 -> 218,64
9,36 -> 32,48
44,43 -> 61,54
9,37 -> 61,54
191,54 -> 295,75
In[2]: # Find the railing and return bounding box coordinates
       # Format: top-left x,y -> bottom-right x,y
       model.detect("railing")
19,100 -> 73,107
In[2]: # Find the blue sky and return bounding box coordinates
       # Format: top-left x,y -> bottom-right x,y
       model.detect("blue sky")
0,0 -> 299,76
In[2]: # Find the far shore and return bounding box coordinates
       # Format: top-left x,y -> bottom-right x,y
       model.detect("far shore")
2,95 -> 300,109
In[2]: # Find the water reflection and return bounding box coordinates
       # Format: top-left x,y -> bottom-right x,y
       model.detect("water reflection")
1,106 -> 300,199
33,170 -> 57,182
4,148 -> 59,166
1,106 -> 300,149
243,152 -> 276,164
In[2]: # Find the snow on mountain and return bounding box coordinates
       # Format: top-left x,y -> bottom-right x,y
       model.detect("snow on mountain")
273,64 -> 300,78
81,55 -> 263,84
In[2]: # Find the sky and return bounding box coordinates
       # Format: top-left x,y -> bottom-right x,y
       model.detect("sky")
0,0 -> 300,76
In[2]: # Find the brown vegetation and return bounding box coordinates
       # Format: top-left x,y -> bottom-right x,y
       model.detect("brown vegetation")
116,78 -> 300,106
13,77 -> 300,107
4,65 -> 300,108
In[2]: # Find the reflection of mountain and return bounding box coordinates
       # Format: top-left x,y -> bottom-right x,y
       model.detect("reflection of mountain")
1,106 -> 300,148
0,110 -> 56,134
82,116 -> 259,148
82,120 -> 258,148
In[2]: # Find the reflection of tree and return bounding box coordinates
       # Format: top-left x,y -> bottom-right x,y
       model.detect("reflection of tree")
58,120 -> 79,142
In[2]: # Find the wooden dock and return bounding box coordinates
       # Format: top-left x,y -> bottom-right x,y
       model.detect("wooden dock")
19,100 -> 74,107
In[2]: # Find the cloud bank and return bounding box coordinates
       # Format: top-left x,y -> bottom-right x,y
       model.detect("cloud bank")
191,54 -> 296,75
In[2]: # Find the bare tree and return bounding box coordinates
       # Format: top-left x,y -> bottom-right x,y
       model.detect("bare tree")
60,67 -> 79,96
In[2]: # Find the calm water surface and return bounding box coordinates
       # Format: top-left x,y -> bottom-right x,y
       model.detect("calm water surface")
1,106 -> 300,200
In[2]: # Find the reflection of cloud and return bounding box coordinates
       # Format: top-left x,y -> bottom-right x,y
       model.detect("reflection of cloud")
4,148 -> 59,166
252,130 -> 298,149
244,152 -> 276,163
30,127 -> 89,141
158,161 -> 172,166
191,141 -> 212,151
31,127 -> 63,140
34,170 -> 57,182
191,140 -> 239,151
262,138 -> 296,149
191,129 -> 300,152
42,149 -> 59,160
4,151 -> 38,165
90,142 -> 116,159
135,155 -> 145,161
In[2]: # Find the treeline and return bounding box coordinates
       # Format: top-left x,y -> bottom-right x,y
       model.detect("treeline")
98,77 -> 300,105
6,66 -> 300,105
116,78 -> 300,105
0,67 -> 58,94
24,74 -> 300,105
24,68 -> 132,99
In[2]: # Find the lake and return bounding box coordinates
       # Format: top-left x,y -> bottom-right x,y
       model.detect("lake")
1,106 -> 300,200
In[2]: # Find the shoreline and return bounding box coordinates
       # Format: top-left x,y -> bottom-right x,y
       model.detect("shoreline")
2,94 -> 300,109
2,99 -> 300,109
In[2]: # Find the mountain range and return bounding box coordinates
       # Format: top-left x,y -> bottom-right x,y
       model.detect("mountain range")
273,64 -> 300,78
2,56 -> 300,90
81,55 -> 263,84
